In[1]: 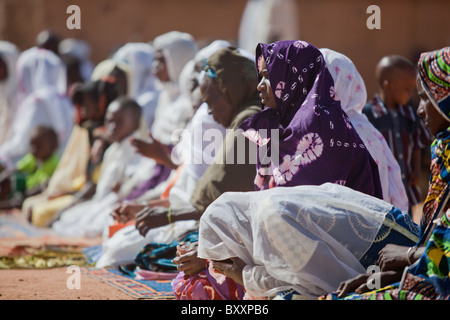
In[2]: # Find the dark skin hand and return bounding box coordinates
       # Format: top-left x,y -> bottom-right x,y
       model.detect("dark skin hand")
135,206 -> 173,236
336,244 -> 425,298
378,244 -> 425,271
172,242 -> 207,276
378,244 -> 410,271
211,257 -> 247,287
111,203 -> 145,224
111,199 -> 170,224
336,270 -> 402,298
130,132 -> 178,169
134,206 -> 202,237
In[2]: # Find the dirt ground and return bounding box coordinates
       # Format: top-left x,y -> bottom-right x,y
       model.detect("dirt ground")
0,267 -> 136,300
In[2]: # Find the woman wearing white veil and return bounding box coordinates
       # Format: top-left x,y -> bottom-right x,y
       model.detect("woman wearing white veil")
0,47 -> 74,169
149,31 -> 198,146
113,42 -> 160,129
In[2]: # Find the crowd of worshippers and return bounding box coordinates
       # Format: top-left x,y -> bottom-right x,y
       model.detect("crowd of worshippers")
0,29 -> 448,300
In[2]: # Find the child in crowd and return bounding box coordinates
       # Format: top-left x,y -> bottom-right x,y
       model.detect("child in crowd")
363,55 -> 431,212
0,126 -> 59,209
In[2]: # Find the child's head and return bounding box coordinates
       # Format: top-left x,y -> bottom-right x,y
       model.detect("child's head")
29,126 -> 59,162
376,55 -> 416,106
104,96 -> 142,143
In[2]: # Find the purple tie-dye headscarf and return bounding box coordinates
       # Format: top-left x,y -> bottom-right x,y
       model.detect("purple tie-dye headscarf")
240,40 -> 382,198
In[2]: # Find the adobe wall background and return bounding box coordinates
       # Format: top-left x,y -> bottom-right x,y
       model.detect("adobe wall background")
0,0 -> 448,98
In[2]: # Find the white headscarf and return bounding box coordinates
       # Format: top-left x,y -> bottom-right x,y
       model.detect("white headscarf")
113,42 -> 160,128
152,31 -> 198,84
0,47 -> 74,168
320,48 -> 408,211
113,42 -> 158,99
0,41 -> 20,146
150,31 -> 198,145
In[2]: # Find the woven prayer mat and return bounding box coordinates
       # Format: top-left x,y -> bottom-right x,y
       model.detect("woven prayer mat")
82,267 -> 176,300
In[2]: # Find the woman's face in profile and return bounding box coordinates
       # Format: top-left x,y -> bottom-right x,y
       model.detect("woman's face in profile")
416,75 -> 449,137
256,55 -> 277,110
200,75 -> 235,128
152,50 -> 170,83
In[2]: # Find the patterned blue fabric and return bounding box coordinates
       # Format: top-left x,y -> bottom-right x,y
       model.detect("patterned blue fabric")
359,206 -> 420,269
134,230 -> 199,271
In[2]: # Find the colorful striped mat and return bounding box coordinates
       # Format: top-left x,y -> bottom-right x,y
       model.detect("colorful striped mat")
82,267 -> 175,300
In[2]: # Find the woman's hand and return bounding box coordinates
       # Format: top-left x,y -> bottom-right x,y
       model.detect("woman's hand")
130,133 -> 176,169
336,270 -> 403,298
111,203 -> 145,223
172,243 -> 206,276
378,244 -> 410,271
211,257 -> 246,286
135,206 -> 171,236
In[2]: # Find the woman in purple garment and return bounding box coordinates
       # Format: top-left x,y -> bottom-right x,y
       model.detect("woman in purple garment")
240,40 -> 383,197
173,40 -> 387,300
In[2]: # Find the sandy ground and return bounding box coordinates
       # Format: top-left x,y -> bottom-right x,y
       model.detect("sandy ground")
0,267 -> 136,300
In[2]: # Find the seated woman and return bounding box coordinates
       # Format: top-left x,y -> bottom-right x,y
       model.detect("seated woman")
325,46 -> 450,300
112,42 -> 160,130
238,40 -> 382,194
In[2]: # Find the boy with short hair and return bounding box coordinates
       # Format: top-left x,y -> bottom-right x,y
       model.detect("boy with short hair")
363,55 -> 431,212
